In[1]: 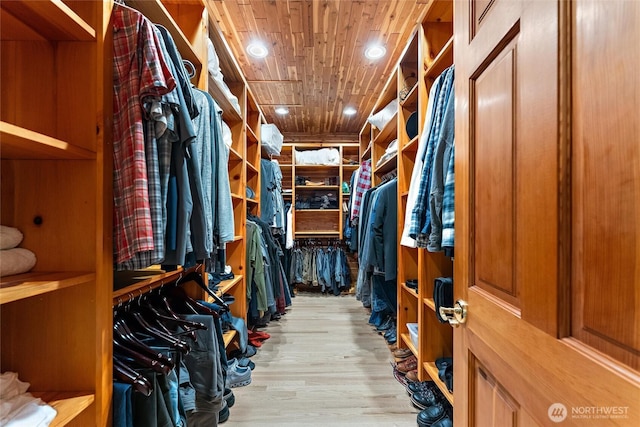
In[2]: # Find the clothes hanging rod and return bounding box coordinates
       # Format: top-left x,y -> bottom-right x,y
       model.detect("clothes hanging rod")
112,265 -> 201,306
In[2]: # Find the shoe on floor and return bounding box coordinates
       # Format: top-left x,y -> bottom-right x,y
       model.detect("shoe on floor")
392,348 -> 413,359
417,403 -> 446,427
405,369 -> 419,382
226,364 -> 252,388
396,355 -> 417,373
218,399 -> 230,423
410,388 -> 438,410
223,388 -> 235,408
406,380 -> 439,396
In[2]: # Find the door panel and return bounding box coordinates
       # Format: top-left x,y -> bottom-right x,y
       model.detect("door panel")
472,360 -> 518,427
454,0 -> 640,425
571,0 -> 640,370
474,42 -> 518,306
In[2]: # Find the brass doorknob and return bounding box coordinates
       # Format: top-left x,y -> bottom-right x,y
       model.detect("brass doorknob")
438,300 -> 468,327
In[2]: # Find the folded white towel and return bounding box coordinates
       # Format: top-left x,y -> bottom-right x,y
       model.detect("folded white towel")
0,248 -> 36,277
0,226 -> 23,250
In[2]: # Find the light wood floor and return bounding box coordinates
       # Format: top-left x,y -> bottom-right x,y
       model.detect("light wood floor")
225,293 -> 419,426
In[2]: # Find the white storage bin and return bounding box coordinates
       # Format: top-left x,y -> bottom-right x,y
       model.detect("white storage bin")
407,323 -> 419,348
261,123 -> 284,156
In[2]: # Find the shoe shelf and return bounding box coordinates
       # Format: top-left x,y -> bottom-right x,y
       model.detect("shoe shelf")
424,362 -> 454,405
401,333 -> 418,356
0,272 -> 95,305
223,330 -> 237,348
215,275 -> 243,296
401,282 -> 419,300
424,297 -> 436,311
31,391 -> 95,427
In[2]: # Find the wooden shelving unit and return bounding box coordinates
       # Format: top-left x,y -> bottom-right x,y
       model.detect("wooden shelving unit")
359,0 -> 455,409
289,144 -> 358,237
0,1 -> 111,424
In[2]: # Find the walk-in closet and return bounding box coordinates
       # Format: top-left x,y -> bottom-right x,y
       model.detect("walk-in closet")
0,0 -> 638,426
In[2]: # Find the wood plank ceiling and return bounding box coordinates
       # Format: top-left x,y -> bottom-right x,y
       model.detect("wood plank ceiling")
206,0 -> 429,139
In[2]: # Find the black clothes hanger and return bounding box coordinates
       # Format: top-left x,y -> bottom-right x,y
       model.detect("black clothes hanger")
121,310 -> 191,353
162,285 -> 222,318
113,357 -> 153,396
113,317 -> 175,367
178,270 -> 230,312
113,340 -> 172,376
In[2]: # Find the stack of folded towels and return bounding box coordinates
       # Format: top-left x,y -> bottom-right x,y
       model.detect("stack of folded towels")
0,225 -> 37,277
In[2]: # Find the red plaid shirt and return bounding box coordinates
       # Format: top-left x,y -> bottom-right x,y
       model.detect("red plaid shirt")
350,159 -> 372,220
112,5 -> 175,263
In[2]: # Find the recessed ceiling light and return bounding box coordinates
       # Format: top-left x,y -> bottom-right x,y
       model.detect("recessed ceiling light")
364,44 -> 386,60
247,41 -> 268,58
343,107 -> 357,116
275,107 -> 289,115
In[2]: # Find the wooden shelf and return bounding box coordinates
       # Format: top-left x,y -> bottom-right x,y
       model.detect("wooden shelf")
402,135 -> 420,153
126,0 -> 203,81
401,191 -> 410,198
0,1 -> 95,41
246,124 -> 258,143
294,231 -> 341,235
246,161 -> 259,174
232,235 -> 243,242
208,75 -> 242,124
31,391 -> 95,427
424,0 -> 454,23
295,185 -> 340,190
0,272 -> 95,305
372,112 -> 398,146
362,143 -> 372,160
231,192 -> 244,201
229,146 -> 243,161
401,333 -> 418,355
223,330 -> 237,347
0,121 -> 96,160
400,83 -> 419,107
424,297 -> 436,312
279,164 -> 293,168
216,275 -> 243,295
375,153 -> 398,175
295,209 -> 341,213
294,164 -> 341,169
247,197 -> 258,205
424,362 -> 454,405
425,36 -> 454,80
401,283 -> 419,298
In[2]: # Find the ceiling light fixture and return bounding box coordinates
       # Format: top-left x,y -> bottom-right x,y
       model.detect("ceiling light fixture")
343,107 -> 357,116
246,41 -> 268,58
364,44 -> 386,60
275,107 -> 289,115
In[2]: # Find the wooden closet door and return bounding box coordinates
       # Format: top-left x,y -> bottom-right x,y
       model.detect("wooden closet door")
453,0 -> 639,425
